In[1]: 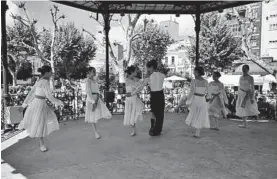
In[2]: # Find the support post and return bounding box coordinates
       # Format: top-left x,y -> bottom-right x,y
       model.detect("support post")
103,11 -> 111,108
195,4 -> 201,67
1,1 -> 10,108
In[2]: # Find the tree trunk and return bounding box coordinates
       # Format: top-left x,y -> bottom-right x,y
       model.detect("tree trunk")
233,7 -> 272,75
50,28 -> 56,74
8,67 -> 17,87
11,73 -> 16,87
118,68 -> 125,83
49,28 -> 56,89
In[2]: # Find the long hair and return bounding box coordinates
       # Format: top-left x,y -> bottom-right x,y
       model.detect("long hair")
124,65 -> 136,78
38,65 -> 52,76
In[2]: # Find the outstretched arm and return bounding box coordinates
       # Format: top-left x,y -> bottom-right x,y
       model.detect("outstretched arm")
43,80 -> 63,106
22,86 -> 36,108
130,78 -> 150,96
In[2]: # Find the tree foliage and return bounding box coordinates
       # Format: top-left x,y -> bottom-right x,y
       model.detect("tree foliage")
98,66 -> 117,90
132,19 -> 173,76
16,62 -> 33,80
187,12 -> 242,75
86,13 -> 144,83
6,22 -> 36,85
41,23 -> 97,80
7,3 -> 96,84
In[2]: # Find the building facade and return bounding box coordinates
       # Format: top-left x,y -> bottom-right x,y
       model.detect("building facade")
261,0 -> 277,61
159,17 -> 180,42
225,2 -> 262,58
161,38 -> 193,77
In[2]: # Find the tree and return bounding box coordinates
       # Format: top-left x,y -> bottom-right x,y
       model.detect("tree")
16,62 -> 33,80
187,12 -> 242,75
84,13 -> 142,83
229,4 -> 273,75
11,3 -> 65,85
40,23 -> 97,82
98,66 -> 117,90
55,23 -> 97,81
132,18 -> 173,76
6,22 -> 35,86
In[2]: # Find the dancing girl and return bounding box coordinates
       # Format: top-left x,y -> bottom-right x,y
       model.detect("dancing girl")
176,66 -> 210,138
18,65 -> 64,152
127,60 -> 166,136
85,67 -> 112,139
208,72 -> 228,131
236,64 -> 260,128
124,66 -> 145,136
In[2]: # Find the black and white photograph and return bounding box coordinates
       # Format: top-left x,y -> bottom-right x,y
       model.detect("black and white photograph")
1,0 -> 277,178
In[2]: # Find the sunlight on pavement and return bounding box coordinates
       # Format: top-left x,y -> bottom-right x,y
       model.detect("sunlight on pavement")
1,131 -> 29,179
2,131 -> 28,151
1,158 -> 28,179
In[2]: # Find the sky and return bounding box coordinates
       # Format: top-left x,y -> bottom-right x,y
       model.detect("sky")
6,0 -> 195,43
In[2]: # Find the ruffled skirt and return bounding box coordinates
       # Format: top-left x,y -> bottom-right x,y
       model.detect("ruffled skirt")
124,95 -> 144,126
186,96 -> 210,129
236,89 -> 260,117
208,96 -> 228,118
18,98 -> 59,138
85,99 -> 112,123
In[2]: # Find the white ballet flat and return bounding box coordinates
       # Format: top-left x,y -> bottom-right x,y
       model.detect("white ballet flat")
95,133 -> 101,139
40,145 -> 48,152
130,132 -> 136,137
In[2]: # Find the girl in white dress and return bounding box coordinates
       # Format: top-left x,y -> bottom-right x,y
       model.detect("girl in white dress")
124,66 -> 145,136
85,67 -> 112,139
176,66 -> 211,138
236,65 -> 260,128
208,72 -> 228,130
19,65 -> 64,152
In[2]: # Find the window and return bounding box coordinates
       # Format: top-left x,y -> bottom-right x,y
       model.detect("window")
171,56 -> 175,65
269,23 -> 277,31
253,26 -> 257,33
229,24 -> 240,36
252,8 -> 258,18
165,57 -> 168,65
252,40 -> 257,47
269,40 -> 277,44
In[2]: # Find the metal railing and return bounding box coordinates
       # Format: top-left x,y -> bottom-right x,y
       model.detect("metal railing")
2,86 -> 276,130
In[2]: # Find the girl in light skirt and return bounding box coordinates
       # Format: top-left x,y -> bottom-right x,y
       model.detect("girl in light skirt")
124,66 -> 145,136
85,67 -> 112,139
236,65 -> 260,128
175,66 -> 211,138
18,65 -> 64,152
208,72 -> 228,131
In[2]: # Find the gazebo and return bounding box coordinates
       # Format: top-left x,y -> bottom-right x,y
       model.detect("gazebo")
1,0 -> 260,106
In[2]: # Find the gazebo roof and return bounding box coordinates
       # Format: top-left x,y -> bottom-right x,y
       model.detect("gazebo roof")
234,63 -> 273,75
53,1 -> 260,14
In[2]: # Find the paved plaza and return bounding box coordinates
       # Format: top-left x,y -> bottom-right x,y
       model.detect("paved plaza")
2,113 -> 277,179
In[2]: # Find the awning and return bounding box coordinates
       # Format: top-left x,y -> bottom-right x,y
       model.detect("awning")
52,1 -> 259,14
234,63 -> 273,75
263,74 -> 277,83
207,74 -> 272,86
165,75 -> 186,81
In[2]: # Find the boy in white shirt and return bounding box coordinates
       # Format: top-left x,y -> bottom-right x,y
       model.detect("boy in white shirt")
147,60 -> 166,136
127,60 -> 165,136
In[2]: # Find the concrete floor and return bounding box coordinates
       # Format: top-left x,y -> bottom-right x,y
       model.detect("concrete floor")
2,113 -> 277,179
